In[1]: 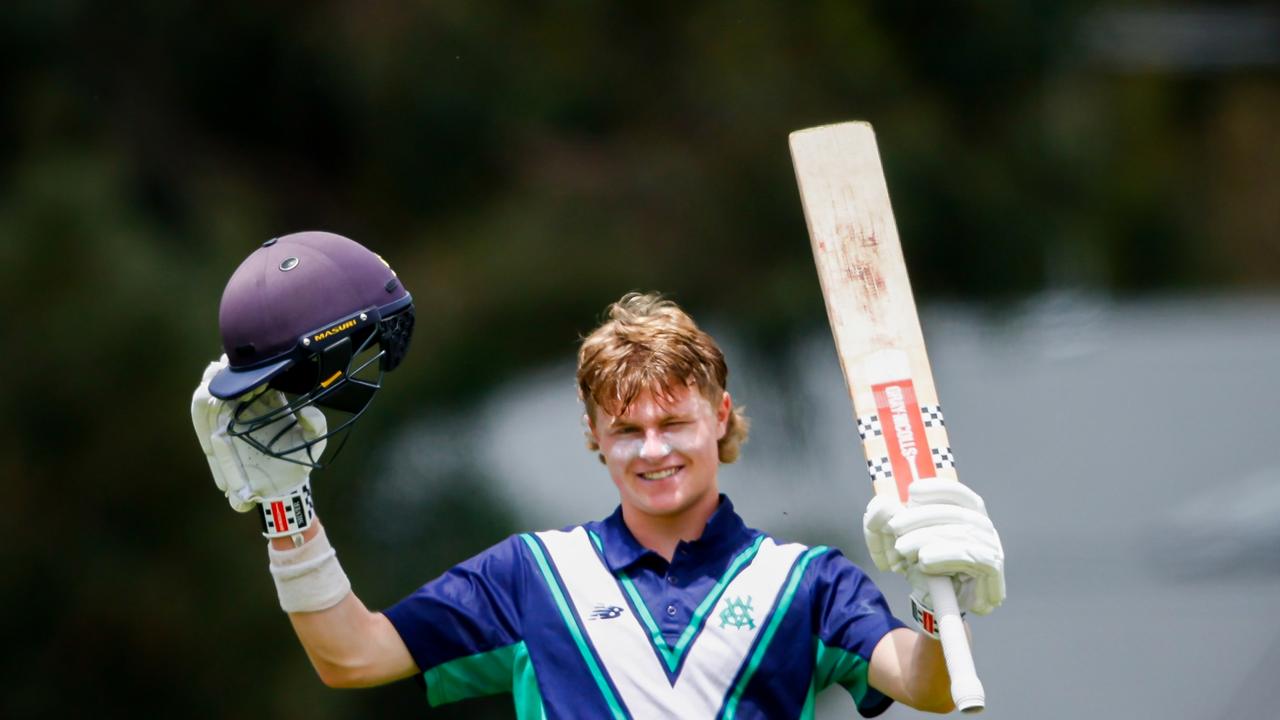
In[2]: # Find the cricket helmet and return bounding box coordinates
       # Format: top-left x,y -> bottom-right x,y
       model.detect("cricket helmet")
209,231 -> 415,466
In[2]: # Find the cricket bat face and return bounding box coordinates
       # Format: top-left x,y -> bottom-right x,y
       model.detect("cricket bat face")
788,122 -> 957,503
791,121 -> 986,712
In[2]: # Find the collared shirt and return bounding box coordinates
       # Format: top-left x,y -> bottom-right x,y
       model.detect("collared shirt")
384,496 -> 905,719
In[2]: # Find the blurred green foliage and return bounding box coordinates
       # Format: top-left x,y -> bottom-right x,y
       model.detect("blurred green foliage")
0,1 -> 1275,717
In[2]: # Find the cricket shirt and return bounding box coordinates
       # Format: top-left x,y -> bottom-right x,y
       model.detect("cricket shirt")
383,496 -> 906,719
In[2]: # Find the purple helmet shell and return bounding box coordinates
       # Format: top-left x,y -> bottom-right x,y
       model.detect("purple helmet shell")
209,231 -> 411,399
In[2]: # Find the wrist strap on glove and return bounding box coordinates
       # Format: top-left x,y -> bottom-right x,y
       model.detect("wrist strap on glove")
911,591 -> 964,639
258,481 -> 315,544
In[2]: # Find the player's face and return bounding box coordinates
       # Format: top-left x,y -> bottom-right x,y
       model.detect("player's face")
591,383 -> 730,523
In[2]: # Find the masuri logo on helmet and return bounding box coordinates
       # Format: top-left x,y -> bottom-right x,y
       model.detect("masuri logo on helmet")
312,318 -> 361,344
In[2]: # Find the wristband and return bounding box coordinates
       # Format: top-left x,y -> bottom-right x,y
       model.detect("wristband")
268,524 -> 352,613
258,482 -> 315,543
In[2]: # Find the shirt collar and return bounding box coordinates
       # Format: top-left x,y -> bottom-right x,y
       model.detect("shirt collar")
592,494 -> 750,572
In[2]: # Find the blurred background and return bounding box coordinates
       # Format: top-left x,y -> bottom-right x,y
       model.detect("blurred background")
2,2 -> 1277,718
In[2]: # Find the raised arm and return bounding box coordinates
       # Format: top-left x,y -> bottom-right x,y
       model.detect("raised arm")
192,359 -> 416,688
270,522 -> 417,687
863,478 -> 1006,713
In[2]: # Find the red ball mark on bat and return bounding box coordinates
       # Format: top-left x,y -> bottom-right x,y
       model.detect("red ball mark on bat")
840,261 -> 888,321
830,222 -> 888,316
856,263 -> 886,290
845,262 -> 887,299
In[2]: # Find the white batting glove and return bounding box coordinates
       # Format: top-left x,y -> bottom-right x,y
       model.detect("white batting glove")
190,357 -> 327,513
863,479 -> 1005,618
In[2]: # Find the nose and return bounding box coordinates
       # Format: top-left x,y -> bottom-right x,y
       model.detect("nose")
639,430 -> 672,461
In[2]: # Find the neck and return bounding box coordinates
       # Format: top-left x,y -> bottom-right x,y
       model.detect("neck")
621,493 -> 720,562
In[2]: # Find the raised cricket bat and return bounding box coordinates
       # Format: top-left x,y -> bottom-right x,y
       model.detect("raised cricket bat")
789,121 -> 985,712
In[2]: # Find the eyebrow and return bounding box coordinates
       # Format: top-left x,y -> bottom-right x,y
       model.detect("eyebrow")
607,412 -> 690,430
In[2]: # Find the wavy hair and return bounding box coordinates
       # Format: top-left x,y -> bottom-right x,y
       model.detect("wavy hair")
577,292 -> 749,464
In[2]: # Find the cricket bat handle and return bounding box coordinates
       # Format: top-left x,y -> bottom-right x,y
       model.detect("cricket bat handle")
925,574 -> 985,713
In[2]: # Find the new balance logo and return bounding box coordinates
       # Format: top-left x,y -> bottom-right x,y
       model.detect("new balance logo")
589,604 -> 624,620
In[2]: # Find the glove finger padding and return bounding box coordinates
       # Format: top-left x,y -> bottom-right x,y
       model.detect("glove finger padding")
190,361 -> 221,449
862,493 -> 905,572
946,571 -> 1002,617
897,527 -> 1004,615
888,502 -> 993,533
905,478 -> 987,513
975,563 -> 1007,615
192,358 -> 256,512
294,405 -> 329,461
896,479 -> 1006,615
866,526 -> 903,573
238,389 -> 329,467
895,524 -> 1002,566
209,423 -> 258,512
862,478 -> 1006,616
191,358 -> 328,513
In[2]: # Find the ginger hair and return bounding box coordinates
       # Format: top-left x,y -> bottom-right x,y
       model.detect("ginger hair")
577,292 -> 750,464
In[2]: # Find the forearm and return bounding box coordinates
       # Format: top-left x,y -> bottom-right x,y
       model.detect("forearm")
904,630 -> 955,713
287,592 -> 417,687
869,627 -> 957,713
269,519 -> 418,688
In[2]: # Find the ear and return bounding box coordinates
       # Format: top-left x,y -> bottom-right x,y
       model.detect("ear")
716,391 -> 731,439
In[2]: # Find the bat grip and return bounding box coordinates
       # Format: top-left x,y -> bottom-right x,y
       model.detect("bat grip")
925,574 -> 985,713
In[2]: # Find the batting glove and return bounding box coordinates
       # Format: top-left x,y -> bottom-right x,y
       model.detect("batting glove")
191,358 -> 326,536
863,479 -> 1005,622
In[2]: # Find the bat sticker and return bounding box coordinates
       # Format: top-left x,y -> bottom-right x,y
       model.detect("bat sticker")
872,378 -> 936,502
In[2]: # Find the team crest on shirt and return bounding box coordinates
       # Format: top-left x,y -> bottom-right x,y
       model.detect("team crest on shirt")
589,604 -> 624,620
718,595 -> 755,630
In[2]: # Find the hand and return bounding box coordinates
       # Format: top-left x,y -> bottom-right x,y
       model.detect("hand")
191,357 -> 328,512
863,479 -> 1005,616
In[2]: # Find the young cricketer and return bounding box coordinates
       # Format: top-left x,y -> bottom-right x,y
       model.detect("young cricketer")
192,241 -> 1004,718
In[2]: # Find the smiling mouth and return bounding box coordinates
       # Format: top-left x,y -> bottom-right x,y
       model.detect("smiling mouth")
638,466 -> 682,481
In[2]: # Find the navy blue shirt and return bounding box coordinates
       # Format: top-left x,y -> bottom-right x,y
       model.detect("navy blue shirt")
384,497 -> 906,718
